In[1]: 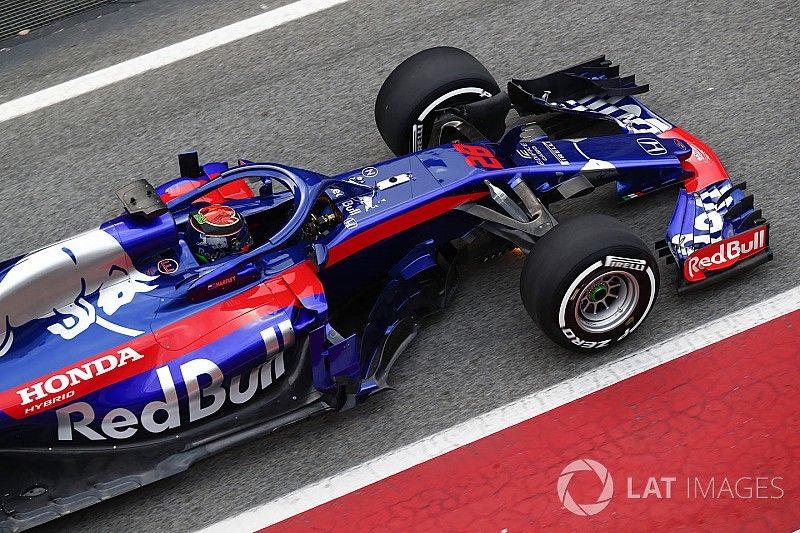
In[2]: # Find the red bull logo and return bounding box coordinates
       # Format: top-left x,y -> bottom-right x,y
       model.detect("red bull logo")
55,353 -> 286,441
0,229 -> 158,357
684,225 -> 768,282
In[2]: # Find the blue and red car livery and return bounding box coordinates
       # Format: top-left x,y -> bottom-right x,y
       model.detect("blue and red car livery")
0,49 -> 771,530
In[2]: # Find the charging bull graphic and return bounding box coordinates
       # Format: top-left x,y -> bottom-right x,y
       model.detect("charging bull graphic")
0,229 -> 158,357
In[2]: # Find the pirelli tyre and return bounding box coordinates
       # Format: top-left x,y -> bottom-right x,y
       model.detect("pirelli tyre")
520,215 -> 659,352
375,46 -> 500,156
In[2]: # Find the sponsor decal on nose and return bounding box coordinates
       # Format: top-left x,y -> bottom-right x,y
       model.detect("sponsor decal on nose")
637,137 -> 668,156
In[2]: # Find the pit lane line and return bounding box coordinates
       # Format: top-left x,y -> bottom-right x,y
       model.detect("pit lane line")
197,284 -> 800,532
0,0 -> 352,124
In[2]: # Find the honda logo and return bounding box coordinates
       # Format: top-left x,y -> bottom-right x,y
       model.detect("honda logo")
637,138 -> 667,156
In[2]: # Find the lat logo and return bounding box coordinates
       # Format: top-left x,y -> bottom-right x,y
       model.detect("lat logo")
684,225 -> 768,282
637,138 -> 667,156
557,458 -> 614,516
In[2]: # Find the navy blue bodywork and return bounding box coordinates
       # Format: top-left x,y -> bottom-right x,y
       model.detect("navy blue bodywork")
0,56 -> 772,531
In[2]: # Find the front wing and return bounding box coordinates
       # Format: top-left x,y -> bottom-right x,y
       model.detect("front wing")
508,56 -> 773,291
657,178 -> 772,293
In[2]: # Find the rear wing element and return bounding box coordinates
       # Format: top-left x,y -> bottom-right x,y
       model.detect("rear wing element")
507,56 -> 673,138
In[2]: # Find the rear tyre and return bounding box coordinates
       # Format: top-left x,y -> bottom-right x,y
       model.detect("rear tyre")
375,47 -> 501,156
520,215 -> 659,352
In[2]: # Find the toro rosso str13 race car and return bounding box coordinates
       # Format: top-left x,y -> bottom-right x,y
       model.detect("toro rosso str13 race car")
0,47 -> 771,529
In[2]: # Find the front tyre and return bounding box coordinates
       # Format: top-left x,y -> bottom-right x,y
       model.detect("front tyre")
520,215 -> 659,352
375,47 -> 500,156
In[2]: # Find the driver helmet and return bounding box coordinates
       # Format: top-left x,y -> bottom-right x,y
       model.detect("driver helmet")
186,204 -> 253,263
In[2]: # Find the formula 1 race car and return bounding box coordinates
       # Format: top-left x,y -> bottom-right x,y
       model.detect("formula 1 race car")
0,47 -> 771,530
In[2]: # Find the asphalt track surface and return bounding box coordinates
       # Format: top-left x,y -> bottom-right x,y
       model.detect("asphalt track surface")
0,1 -> 797,531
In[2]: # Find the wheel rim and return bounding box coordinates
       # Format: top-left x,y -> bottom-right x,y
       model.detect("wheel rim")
574,270 -> 640,334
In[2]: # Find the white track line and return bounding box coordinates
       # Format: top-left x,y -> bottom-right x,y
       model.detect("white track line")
198,285 -> 800,533
0,0 -> 352,124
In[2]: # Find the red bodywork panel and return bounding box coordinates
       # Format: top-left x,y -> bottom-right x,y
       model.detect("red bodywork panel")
159,172 -> 255,204
659,127 -> 728,193
0,262 -> 323,420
